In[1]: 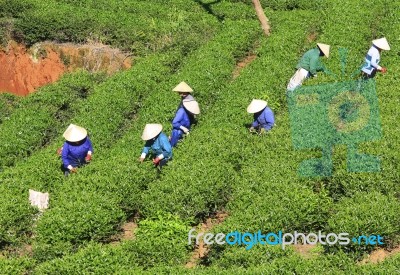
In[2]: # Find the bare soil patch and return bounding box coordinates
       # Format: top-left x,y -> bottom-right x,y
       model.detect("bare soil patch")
0,41 -> 132,96
360,245 -> 400,264
293,244 -> 318,259
109,221 -> 138,246
232,54 -> 257,79
185,211 -> 228,268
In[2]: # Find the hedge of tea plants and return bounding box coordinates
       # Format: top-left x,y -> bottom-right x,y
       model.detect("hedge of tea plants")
29,18 -> 261,263
0,71 -> 104,170
0,0 -> 221,248
0,0 -> 218,54
0,0 -> 399,274
201,0 -> 400,270
0,49 -> 191,250
27,5 -> 326,273
0,93 -> 19,124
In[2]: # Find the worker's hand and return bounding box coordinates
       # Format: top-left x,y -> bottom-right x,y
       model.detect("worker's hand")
381,67 -> 387,73
70,167 -> 78,173
180,126 -> 189,134
85,154 -> 92,162
138,157 -> 145,163
56,147 -> 63,156
259,128 -> 267,135
153,157 -> 160,165
249,126 -> 256,133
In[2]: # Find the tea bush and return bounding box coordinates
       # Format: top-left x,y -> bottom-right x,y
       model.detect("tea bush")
30,19 -> 260,262
1,0 -> 400,273
229,0 -> 327,11
0,257 -> 35,274
3,0 -> 218,55
0,71 -> 103,170
326,191 -> 400,258
0,93 -> 19,124
0,51 -> 184,250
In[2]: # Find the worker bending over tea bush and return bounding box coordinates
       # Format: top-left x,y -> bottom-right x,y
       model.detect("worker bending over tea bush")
60,124 -> 93,176
361,37 -> 390,79
170,99 -> 200,147
287,43 -> 330,91
247,99 -> 275,135
139,124 -> 172,170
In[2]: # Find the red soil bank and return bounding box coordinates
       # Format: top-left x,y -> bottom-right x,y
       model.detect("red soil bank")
0,43 -> 65,96
0,42 -> 132,96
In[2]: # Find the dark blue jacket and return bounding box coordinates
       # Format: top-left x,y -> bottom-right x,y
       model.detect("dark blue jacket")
172,106 -> 191,130
62,137 -> 93,168
252,107 -> 275,130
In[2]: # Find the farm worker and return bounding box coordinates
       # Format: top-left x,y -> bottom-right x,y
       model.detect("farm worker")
247,99 -> 275,134
61,124 -> 93,176
361,37 -> 390,79
170,99 -> 200,147
173,81 -> 195,105
287,43 -> 330,91
139,124 -> 172,169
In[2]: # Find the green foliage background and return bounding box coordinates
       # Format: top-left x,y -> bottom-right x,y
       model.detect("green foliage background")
0,0 -> 399,273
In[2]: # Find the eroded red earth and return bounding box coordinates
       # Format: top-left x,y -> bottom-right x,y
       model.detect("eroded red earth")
0,42 -> 131,96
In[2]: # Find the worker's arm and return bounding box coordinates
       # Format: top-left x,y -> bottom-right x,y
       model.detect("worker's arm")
86,137 -> 94,155
263,109 -> 275,130
61,143 -> 72,169
369,50 -> 382,71
140,142 -> 151,160
172,108 -> 185,130
159,134 -> 172,159
309,55 -> 325,75
252,113 -> 260,127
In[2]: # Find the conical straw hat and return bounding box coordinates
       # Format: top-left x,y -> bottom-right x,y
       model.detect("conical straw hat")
173,81 -> 193,93
63,124 -> 87,142
317,43 -> 330,58
183,99 -> 200,115
372,37 -> 390,50
141,124 -> 163,140
247,99 -> 267,113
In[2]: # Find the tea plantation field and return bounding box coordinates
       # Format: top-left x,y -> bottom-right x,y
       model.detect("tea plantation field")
0,0 -> 399,274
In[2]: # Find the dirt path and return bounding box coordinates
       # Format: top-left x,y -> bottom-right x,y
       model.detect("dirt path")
232,54 -> 257,80
110,216 -> 138,245
293,244 -> 319,259
359,245 -> 400,264
185,212 -> 228,268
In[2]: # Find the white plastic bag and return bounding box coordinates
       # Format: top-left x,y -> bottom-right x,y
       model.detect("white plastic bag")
29,189 -> 49,211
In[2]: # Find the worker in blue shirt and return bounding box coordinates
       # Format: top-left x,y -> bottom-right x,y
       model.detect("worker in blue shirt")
173,81 -> 195,106
170,99 -> 200,147
247,99 -> 275,134
361,37 -> 390,79
61,124 -> 93,176
139,124 -> 172,169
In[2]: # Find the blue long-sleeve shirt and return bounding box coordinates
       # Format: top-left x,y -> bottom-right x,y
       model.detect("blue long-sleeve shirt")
172,106 -> 191,130
142,132 -> 172,159
361,45 -> 381,75
62,137 -> 93,168
252,107 -> 275,130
